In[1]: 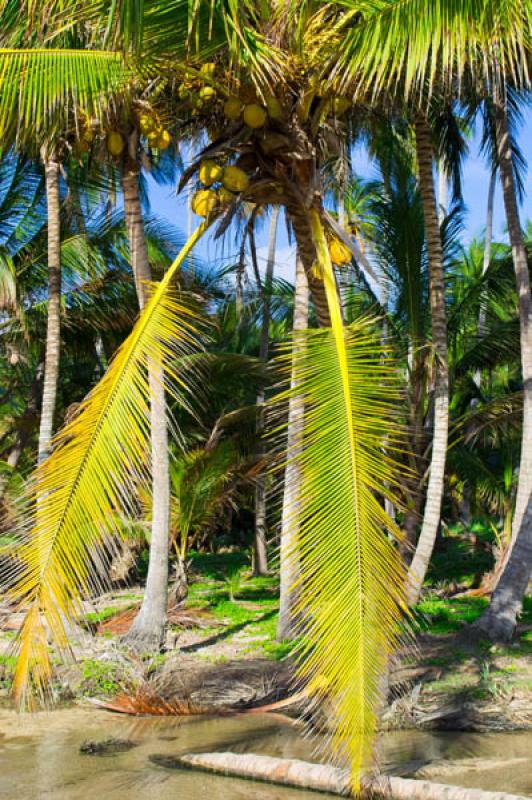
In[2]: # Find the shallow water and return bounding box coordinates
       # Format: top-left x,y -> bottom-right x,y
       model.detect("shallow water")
0,707 -> 531,799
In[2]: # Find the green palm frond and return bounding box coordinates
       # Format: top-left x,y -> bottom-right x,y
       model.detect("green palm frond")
272,210 -> 409,792
335,0 -> 532,99
0,49 -> 127,150
7,222 -> 208,708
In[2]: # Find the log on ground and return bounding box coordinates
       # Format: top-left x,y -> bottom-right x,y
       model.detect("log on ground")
172,751 -> 531,800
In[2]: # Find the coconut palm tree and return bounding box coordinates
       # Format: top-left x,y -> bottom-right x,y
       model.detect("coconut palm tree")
5,0 -> 530,785
253,205 -> 280,576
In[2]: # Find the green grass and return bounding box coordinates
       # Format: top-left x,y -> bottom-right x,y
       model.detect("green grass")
183,551 -> 292,660
416,595 -> 489,634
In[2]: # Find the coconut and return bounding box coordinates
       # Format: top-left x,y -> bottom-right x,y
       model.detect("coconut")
223,97 -> 242,120
199,159 -> 223,187
157,130 -> 171,150
243,103 -> 267,129
199,86 -> 217,103
148,128 -> 162,146
200,63 -> 216,78
107,131 -> 125,156
222,165 -> 249,193
218,187 -> 235,204
329,238 -> 352,265
178,83 -> 190,100
264,93 -> 283,120
331,96 -> 351,115
191,189 -> 218,217
139,114 -> 156,134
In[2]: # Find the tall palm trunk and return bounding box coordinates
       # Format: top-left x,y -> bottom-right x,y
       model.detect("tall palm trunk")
286,199 -> 331,327
37,156 -> 61,464
493,101 -> 532,547
406,119 -> 450,606
471,98 -> 532,641
253,206 -> 280,575
277,254 -> 309,640
121,152 -> 170,649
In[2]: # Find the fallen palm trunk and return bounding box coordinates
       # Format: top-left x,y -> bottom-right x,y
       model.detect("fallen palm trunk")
173,751 -> 531,800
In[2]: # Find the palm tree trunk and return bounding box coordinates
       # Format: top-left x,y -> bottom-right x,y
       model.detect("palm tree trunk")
253,206 -> 280,575
37,155 -> 61,464
493,100 -> 532,548
472,492 -> 532,642
470,98 -> 532,641
121,155 -> 170,650
277,254 -> 309,640
474,169 -> 496,389
286,199 -> 331,327
406,119 -> 450,606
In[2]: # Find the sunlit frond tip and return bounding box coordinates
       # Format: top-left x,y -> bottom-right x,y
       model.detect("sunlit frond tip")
275,318 -> 411,794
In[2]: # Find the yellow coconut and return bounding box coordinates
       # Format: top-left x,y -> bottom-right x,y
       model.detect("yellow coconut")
264,93 -> 283,120
139,114 -> 156,134
331,96 -> 351,115
157,130 -> 171,150
223,97 -> 242,120
218,187 -> 235,204
329,237 -> 352,265
191,189 -> 218,217
222,165 -> 249,193
178,83 -> 190,100
243,103 -> 267,129
199,85 -> 217,103
200,62 -> 216,78
148,128 -> 162,146
107,131 -> 125,156
199,159 -> 223,187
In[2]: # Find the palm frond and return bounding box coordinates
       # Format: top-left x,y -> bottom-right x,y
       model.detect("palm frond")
335,0 -> 531,100
7,222 -> 208,708
273,210 -> 409,792
0,49 -> 127,150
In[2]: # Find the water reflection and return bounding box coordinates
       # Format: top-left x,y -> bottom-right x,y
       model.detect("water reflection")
0,708 -> 530,798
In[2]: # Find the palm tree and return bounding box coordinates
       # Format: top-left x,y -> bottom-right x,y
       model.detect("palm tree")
470,88 -> 532,641
253,205 -> 280,576
119,131 -> 172,649
277,253 -> 308,641
405,117 -> 450,604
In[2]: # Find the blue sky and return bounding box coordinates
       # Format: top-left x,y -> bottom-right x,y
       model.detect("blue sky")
147,108 -> 532,283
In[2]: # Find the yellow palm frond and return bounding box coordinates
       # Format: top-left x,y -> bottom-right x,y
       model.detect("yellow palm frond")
8,222 -> 208,708
274,210 -> 409,794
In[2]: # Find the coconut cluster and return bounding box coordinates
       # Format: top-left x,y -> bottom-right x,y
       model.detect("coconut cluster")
192,158 -> 251,217
137,110 -> 172,151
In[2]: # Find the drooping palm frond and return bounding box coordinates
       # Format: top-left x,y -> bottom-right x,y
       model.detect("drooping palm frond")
7,222 -> 208,708
0,49 -> 128,150
272,210 -> 409,793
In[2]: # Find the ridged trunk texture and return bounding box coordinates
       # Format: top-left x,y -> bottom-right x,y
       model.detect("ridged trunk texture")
407,120 -> 450,606
277,254 -> 309,641
253,206 -> 280,575
471,99 -> 532,641
286,200 -> 331,327
121,160 -> 170,650
37,157 -> 61,464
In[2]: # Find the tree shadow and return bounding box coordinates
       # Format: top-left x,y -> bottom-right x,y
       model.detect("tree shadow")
180,608 -> 277,653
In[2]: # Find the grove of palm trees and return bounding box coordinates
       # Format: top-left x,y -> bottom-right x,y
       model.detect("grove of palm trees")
0,1 -> 531,798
